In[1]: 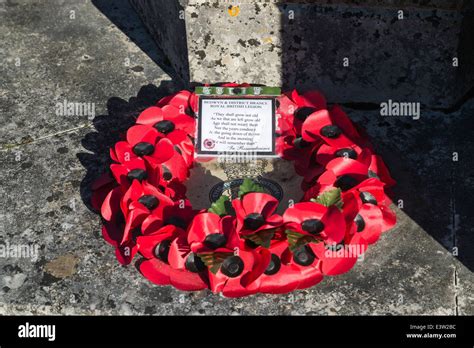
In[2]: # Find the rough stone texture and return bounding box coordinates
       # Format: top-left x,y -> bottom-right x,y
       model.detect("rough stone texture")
131,0 -> 474,108
128,0 -> 189,84
0,0 -> 177,147
1,0 -> 473,315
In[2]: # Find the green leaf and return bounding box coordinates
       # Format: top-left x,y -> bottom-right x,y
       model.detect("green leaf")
197,252 -> 233,274
310,188 -> 343,210
244,229 -> 275,248
208,195 -> 233,216
285,229 -> 321,252
285,229 -> 305,244
238,178 -> 265,198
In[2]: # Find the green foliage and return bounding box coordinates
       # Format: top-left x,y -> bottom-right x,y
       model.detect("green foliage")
197,252 -> 233,274
285,229 -> 321,252
310,188 -> 343,210
208,195 -> 234,216
238,178 -> 265,198
244,229 -> 275,248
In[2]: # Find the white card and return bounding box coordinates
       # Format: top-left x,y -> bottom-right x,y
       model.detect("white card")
197,97 -> 276,156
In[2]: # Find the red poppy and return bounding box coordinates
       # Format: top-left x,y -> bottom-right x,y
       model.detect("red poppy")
303,156 -> 374,200
342,177 -> 389,209
91,171 -> 117,211
252,240 -> 325,293
312,230 -> 368,276
112,124 -> 175,168
136,106 -> 195,165
301,104 -> 365,147
108,158 -> 186,199
341,178 -> 397,244
232,192 -> 283,236
119,180 -> 174,245
101,221 -> 138,265
109,157 -> 155,188
283,202 -> 345,245
101,186 -> 123,223
327,105 -> 365,145
285,89 -> 327,134
293,150 -> 325,187
136,224 -> 179,258
160,149 -> 190,183
187,212 -> 238,253
275,92 -> 325,160
367,154 -> 396,187
301,109 -> 355,148
246,241 -> 301,294
291,246 -> 324,290
186,211 -> 268,297
114,125 -> 190,185
206,248 -> 260,297
276,114 -> 324,166
139,257 -> 208,291
156,89 -> 198,119
141,199 -> 198,236
315,143 -> 364,167
136,221 -> 209,290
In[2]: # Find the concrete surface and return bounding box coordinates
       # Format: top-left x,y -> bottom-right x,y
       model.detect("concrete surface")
131,0 -> 474,108
1,0 -> 473,315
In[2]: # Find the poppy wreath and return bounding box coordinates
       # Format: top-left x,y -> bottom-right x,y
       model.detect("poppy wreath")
91,83 -> 397,297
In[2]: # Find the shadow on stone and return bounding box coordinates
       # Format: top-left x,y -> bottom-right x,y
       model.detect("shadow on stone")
77,81 -> 178,212
347,104 -> 474,272
91,0 -> 183,83
278,2 -> 474,108
276,2 -> 474,270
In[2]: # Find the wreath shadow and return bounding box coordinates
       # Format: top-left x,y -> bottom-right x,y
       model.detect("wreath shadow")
77,81 -> 177,213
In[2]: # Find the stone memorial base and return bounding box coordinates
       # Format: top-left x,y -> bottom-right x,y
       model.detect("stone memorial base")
130,0 -> 474,108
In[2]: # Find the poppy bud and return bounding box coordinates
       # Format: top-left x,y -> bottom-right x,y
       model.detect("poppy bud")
293,137 -> 311,149
354,214 -> 365,232
360,191 -> 377,205
301,219 -> 325,235
293,245 -> 315,266
204,233 -> 227,249
221,255 -> 244,277
320,125 -> 342,138
154,120 -> 175,134
154,240 -> 171,263
138,195 -> 159,210
264,254 -> 281,275
127,169 -> 148,182
295,107 -> 316,121
185,253 -> 206,273
243,213 -> 265,230
133,142 -> 155,156
162,165 -> 172,181
334,175 -> 358,191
